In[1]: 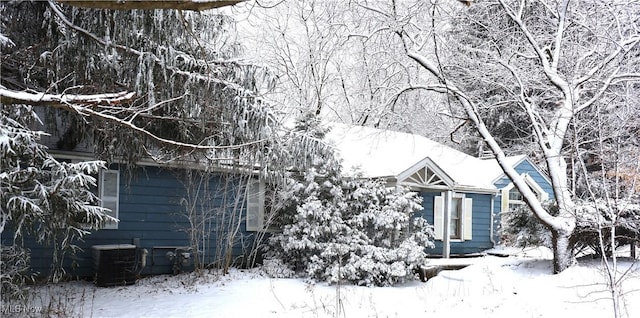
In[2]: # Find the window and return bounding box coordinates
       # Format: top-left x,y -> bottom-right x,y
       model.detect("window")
405,165 -> 448,187
508,188 -> 527,212
450,196 -> 462,239
245,179 -> 264,231
433,192 -> 473,241
246,178 -> 282,232
66,161 -> 120,230
501,174 -> 549,215
99,170 -> 120,230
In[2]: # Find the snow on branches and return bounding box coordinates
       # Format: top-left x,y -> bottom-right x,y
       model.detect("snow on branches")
573,200 -> 640,255
1,1 -> 279,165
1,106 -> 112,283
504,199 -> 640,256
264,145 -> 434,286
0,88 -> 135,108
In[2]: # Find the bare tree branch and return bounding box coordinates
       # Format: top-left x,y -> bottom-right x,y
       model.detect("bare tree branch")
550,0 -> 571,71
497,0 -> 569,94
497,60 -> 551,149
407,50 -> 572,235
574,37 -> 640,87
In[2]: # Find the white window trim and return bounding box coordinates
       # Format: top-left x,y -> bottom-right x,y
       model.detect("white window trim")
246,178 -> 265,232
500,173 -> 548,214
99,169 -> 120,230
65,159 -> 120,230
434,192 -> 473,242
450,193 -> 464,241
246,178 -> 283,232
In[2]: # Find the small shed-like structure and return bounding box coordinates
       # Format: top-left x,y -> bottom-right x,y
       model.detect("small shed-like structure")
326,123 -> 554,256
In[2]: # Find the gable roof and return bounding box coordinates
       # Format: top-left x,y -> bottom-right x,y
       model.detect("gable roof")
476,154 -> 528,184
325,123 -> 550,194
325,123 -> 497,191
472,154 -> 552,189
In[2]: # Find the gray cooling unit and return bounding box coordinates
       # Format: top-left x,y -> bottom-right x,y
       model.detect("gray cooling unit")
92,244 -> 138,287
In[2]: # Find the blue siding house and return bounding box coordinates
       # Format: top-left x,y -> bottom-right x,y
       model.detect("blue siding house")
490,155 -> 556,244
5,150 -> 264,280
5,121 -> 555,281
326,123 -> 554,257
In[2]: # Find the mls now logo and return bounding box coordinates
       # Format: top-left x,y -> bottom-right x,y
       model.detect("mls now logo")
1,304 -> 43,315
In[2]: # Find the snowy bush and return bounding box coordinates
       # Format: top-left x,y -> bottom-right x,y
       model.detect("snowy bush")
504,200 -> 640,255
261,258 -> 295,278
262,115 -> 433,286
503,203 -> 555,248
0,245 -> 34,301
572,200 -> 640,256
266,155 -> 434,286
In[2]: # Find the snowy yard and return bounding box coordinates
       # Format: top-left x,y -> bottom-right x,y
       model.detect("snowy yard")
5,247 -> 639,318
2,2 -> 639,318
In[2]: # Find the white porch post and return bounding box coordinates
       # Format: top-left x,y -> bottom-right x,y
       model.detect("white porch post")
443,190 -> 452,258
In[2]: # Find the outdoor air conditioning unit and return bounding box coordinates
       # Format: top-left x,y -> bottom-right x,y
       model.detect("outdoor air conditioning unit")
92,244 -> 138,287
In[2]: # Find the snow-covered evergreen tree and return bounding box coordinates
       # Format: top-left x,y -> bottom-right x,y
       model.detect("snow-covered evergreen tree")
265,117 -> 434,286
503,203 -> 555,249
1,105 -> 111,295
0,2 -> 278,166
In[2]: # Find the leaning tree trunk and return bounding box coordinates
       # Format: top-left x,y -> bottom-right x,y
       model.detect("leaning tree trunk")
406,51 -> 580,274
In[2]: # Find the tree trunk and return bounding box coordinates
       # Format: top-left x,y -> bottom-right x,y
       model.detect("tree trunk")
551,227 -> 574,273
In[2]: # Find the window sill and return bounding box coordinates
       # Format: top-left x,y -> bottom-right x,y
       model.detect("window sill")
435,238 -> 465,242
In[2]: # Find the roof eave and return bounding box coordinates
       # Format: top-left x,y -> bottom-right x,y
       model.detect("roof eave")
48,149 -> 260,175
488,155 -> 552,187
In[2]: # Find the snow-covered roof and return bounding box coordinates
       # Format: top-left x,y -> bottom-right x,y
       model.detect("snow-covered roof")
325,123 -> 523,192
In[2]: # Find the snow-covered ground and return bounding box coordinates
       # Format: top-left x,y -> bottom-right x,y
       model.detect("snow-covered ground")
7,247 -> 640,318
